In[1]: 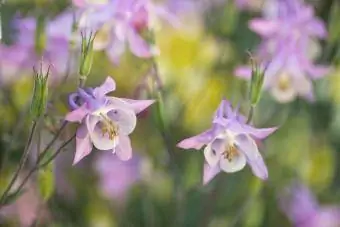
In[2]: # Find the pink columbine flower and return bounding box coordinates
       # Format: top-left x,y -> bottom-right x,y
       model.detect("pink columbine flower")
177,100 -> 277,184
65,77 -> 154,165
280,183 -> 340,227
235,0 -> 330,103
77,0 -> 179,63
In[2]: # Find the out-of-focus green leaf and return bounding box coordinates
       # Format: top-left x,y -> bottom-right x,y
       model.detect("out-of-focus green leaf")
38,162 -> 54,201
301,137 -> 335,191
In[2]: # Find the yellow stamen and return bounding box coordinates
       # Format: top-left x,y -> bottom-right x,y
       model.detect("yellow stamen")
278,74 -> 291,91
223,144 -> 238,162
100,113 -> 119,140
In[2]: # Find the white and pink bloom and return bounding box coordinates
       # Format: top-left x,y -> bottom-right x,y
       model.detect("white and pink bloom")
235,0 -> 330,103
76,0 -> 179,63
177,100 -> 277,184
280,183 -> 340,227
65,77 -> 154,165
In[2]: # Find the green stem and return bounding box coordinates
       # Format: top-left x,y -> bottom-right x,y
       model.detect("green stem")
246,105 -> 254,124
37,121 -> 67,163
1,134 -> 75,207
0,120 -> 38,205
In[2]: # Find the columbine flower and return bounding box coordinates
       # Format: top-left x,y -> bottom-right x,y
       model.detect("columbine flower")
0,14 -> 72,85
65,77 -> 154,165
177,100 -> 276,184
280,183 -> 340,227
235,0 -> 330,103
78,0 -> 178,63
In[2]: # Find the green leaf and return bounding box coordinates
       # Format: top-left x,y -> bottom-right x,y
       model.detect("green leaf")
38,162 -> 55,201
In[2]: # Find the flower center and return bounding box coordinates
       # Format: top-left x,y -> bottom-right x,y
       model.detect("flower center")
277,73 -> 291,91
100,113 -> 119,140
223,144 -> 238,162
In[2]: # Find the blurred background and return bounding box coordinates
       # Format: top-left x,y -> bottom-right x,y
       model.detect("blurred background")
0,0 -> 340,226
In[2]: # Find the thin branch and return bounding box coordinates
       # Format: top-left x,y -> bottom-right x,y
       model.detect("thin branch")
0,120 -> 38,205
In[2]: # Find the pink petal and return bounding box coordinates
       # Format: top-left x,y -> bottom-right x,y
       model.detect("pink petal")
234,66 -> 252,80
203,163 -> 221,185
73,124 -> 93,165
93,76 -> 116,97
249,19 -> 279,37
115,135 -> 132,161
120,98 -> 155,114
65,105 -> 89,123
127,27 -> 158,58
177,129 -> 215,150
243,125 -> 278,140
153,5 -> 181,28
235,134 -> 268,180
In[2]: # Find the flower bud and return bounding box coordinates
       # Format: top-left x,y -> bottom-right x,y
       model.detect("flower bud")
79,31 -> 95,82
249,56 -> 265,106
30,63 -> 49,120
34,14 -> 46,56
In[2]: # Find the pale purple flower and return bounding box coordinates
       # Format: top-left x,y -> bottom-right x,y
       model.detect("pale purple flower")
95,152 -> 140,201
0,14 -> 71,85
78,0 -> 179,63
235,0 -> 330,103
280,183 -> 340,227
177,100 -> 277,184
65,77 -> 154,165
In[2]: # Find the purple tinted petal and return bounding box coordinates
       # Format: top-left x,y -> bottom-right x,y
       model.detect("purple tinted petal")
65,105 -> 89,123
316,207 -> 340,227
177,129 -> 216,150
235,134 -> 268,180
106,38 -> 126,64
242,125 -> 278,140
119,98 -> 155,114
93,76 -> 116,98
73,124 -> 93,165
249,19 -> 279,37
203,163 -> 221,185
153,5 -> 181,28
115,135 -> 133,161
234,66 -> 252,80
127,28 -> 158,58
279,183 -> 319,225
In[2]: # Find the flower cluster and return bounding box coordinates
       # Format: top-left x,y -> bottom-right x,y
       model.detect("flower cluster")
75,0 -> 179,63
65,77 -> 154,164
236,0 -> 330,103
177,100 -> 276,184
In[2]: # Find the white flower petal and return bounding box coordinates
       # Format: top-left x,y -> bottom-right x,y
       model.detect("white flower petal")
86,115 -> 119,151
219,152 -> 246,173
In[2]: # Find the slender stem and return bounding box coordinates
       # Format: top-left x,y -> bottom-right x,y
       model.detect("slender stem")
1,134 -> 76,207
246,105 -> 254,124
0,120 -> 38,205
37,121 -> 68,163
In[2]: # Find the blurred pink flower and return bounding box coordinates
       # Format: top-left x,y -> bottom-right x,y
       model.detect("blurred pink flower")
0,177 -> 49,227
95,152 -> 141,201
280,183 -> 340,227
0,14 -> 72,85
235,0 -> 330,103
